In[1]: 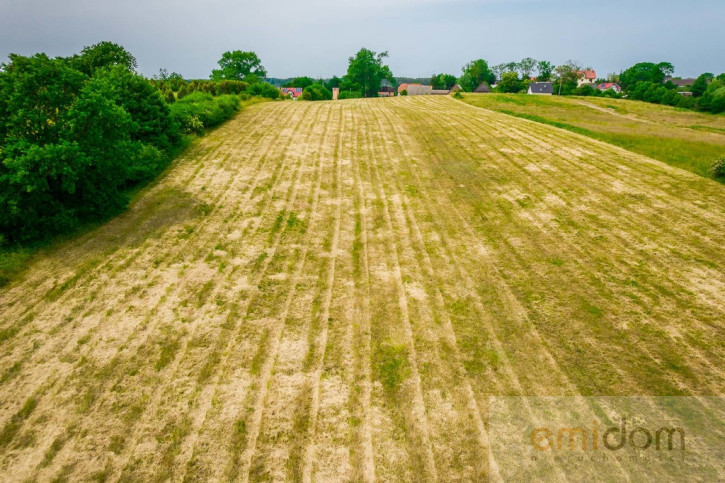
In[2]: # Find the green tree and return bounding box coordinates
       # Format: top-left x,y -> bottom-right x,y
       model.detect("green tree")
691,73 -> 713,98
518,57 -> 537,79
283,76 -> 316,89
345,48 -> 394,98
211,51 -> 267,83
459,59 -> 496,92
70,41 -> 138,75
431,73 -> 457,90
537,60 -> 554,81
301,83 -> 332,101
497,72 -> 523,93
619,62 -> 674,90
553,61 -> 580,95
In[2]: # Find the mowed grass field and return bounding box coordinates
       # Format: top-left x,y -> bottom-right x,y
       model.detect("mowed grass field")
459,93 -> 725,179
0,96 -> 724,481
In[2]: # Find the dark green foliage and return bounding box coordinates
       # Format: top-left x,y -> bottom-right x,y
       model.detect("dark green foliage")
431,73 -> 457,90
68,41 -> 138,76
697,78 -> 725,114
345,48 -> 395,97
496,72 -> 525,93
247,82 -> 280,99
619,62 -> 674,90
338,90 -> 363,100
0,46 -> 180,243
210,50 -> 267,83
169,92 -> 241,134
283,76 -> 316,89
301,83 -> 332,101
459,59 -> 496,92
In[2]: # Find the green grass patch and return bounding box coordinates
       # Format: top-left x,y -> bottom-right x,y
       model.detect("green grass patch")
374,342 -> 411,393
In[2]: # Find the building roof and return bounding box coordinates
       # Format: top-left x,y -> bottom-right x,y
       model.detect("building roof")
576,70 -> 597,80
281,87 -> 304,98
398,83 -> 420,93
378,86 -> 395,93
473,83 -> 491,93
667,77 -> 697,87
528,82 -> 554,94
598,82 -> 620,90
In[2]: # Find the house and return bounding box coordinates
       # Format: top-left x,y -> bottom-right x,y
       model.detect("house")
449,84 -> 463,92
473,83 -> 491,93
378,86 -> 396,97
597,82 -> 622,93
528,82 -> 553,95
431,89 -> 450,95
576,70 -> 597,87
406,84 -> 434,96
666,77 -> 697,87
397,83 -> 415,94
281,87 -> 303,99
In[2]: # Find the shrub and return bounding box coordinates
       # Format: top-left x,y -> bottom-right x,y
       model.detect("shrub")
247,82 -> 280,99
338,90 -> 363,100
301,83 -> 332,101
169,92 -> 240,134
711,156 -> 725,178
452,91 -> 463,99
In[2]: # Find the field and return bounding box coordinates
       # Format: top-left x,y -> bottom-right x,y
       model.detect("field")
459,93 -> 725,179
1,96 -> 724,480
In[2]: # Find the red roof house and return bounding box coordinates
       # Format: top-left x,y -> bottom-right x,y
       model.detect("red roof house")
281,87 -> 304,99
576,70 -> 597,86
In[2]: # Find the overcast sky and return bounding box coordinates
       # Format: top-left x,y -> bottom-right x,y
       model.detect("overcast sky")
2,0 -> 723,80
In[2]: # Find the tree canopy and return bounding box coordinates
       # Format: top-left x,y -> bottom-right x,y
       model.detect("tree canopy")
431,73 -> 457,90
211,51 -> 267,83
0,47 -> 179,243
345,48 -> 394,98
619,62 -> 674,90
459,59 -> 496,92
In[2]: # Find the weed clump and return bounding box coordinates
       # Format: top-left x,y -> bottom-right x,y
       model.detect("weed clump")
710,156 -> 725,178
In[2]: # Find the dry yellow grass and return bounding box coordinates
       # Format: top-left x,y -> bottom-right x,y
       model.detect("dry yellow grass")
0,96 -> 724,481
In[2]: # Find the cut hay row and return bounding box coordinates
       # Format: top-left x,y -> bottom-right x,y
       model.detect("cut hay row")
0,96 -> 723,481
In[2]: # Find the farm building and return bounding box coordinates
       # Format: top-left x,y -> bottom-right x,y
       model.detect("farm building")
666,77 -> 698,87
528,82 -> 554,95
406,84 -> 434,96
449,84 -> 463,92
576,70 -> 597,86
474,83 -> 491,93
597,82 -> 622,93
397,83 -> 415,94
281,87 -> 303,99
378,86 -> 396,97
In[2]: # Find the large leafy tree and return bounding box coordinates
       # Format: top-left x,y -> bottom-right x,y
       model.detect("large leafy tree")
0,46 -> 179,243
431,73 -> 457,90
345,48 -> 394,98
536,60 -> 554,81
459,59 -> 496,92
497,72 -> 523,93
283,76 -> 316,89
211,51 -> 267,83
553,60 -> 581,95
70,41 -> 138,76
619,62 -> 674,90
691,73 -> 713,98
518,57 -> 537,79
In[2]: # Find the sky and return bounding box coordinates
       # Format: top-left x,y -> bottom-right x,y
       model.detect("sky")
1,0 -> 724,80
